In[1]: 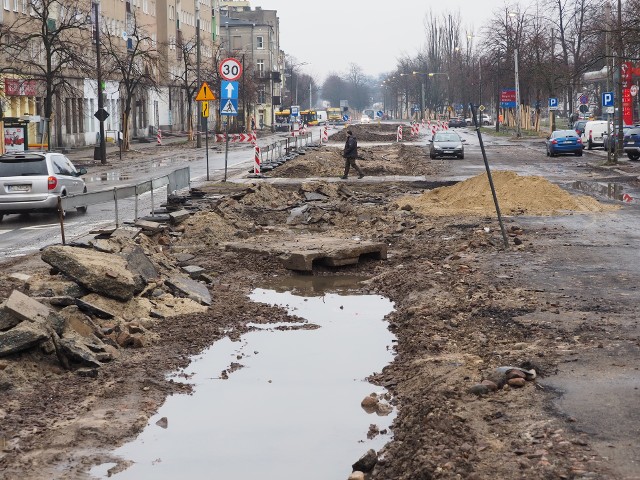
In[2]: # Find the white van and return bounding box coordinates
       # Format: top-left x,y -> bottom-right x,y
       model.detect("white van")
581,120 -> 609,149
315,110 -> 327,125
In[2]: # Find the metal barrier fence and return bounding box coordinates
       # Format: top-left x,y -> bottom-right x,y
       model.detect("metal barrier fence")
58,166 -> 191,244
258,132 -> 314,172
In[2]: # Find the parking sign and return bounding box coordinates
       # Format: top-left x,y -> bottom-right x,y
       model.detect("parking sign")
602,92 -> 614,107
548,98 -> 559,110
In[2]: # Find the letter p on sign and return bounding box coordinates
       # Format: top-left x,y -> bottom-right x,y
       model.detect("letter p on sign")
602,92 -> 614,107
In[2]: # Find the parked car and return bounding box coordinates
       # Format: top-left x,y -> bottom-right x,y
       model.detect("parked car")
448,117 -> 467,128
623,127 -> 640,160
464,114 -> 492,126
360,115 -> 371,124
545,129 -> 584,157
581,120 -> 609,149
573,119 -> 588,137
0,152 -> 87,221
602,125 -> 632,152
429,131 -> 465,159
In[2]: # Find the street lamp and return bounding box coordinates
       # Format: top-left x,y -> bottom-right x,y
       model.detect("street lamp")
508,11 -> 522,138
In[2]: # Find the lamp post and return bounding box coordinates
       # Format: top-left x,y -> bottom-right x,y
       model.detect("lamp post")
508,12 -> 521,137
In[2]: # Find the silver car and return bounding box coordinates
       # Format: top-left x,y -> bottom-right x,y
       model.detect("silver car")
429,132 -> 465,159
0,152 -> 87,221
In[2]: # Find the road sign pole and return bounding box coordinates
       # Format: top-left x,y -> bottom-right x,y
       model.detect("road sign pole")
205,117 -> 209,181
223,120 -> 229,182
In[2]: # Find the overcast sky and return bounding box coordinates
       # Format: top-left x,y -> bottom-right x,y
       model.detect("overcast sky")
256,0 -> 509,82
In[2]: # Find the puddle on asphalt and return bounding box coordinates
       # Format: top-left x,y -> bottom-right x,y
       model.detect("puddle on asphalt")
91,278 -> 396,480
572,180 -> 636,203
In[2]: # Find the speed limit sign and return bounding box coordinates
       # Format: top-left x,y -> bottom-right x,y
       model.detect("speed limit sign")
220,57 -> 242,81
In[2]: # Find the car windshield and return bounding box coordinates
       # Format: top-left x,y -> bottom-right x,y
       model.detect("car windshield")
626,128 -> 640,136
0,157 -> 48,176
434,134 -> 460,142
555,130 -> 578,138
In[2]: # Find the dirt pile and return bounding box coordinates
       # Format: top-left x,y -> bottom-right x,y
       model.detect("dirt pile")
398,170 -> 618,216
330,123 -> 402,142
271,144 -> 438,178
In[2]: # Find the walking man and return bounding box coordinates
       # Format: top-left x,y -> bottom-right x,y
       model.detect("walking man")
341,130 -> 364,179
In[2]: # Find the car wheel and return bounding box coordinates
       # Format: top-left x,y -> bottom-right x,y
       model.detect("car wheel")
575,150 -> 583,156
0,214 -> 3,223
429,154 -> 435,159
546,147 -> 550,157
76,187 -> 88,213
458,154 -> 464,159
628,152 -> 640,161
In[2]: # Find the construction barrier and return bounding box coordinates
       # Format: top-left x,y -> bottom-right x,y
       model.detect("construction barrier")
322,125 -> 328,143
397,125 -> 403,142
157,129 -> 162,145
214,133 -> 256,143
253,146 -> 259,172
411,123 -> 419,136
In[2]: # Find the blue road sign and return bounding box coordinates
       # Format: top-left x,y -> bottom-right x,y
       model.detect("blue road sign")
549,97 -> 559,110
602,92 -> 614,107
220,98 -> 238,116
342,114 -> 349,122
376,110 -> 383,118
221,81 -> 239,99
579,94 -> 589,105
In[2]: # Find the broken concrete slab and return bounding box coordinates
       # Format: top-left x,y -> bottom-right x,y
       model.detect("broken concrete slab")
181,265 -> 205,279
224,236 -> 387,272
58,337 -> 101,368
0,306 -> 22,331
41,246 -> 144,302
169,209 -> 191,225
123,245 -> 160,284
75,298 -> 116,320
165,276 -> 212,306
0,321 -> 49,356
110,226 -> 142,240
5,290 -> 51,324
134,219 -> 166,233
173,253 -> 195,264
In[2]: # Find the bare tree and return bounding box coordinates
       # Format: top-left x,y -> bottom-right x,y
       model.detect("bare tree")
102,11 -> 158,152
0,0 -> 93,149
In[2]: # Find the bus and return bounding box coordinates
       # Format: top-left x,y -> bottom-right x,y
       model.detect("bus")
300,110 -> 319,126
275,109 -> 292,131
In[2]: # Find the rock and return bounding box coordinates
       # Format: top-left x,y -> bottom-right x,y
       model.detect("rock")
58,337 -> 102,368
348,472 -> 365,480
76,368 -> 99,378
155,417 -> 168,429
166,275 -> 212,306
173,253 -> 195,264
75,298 -> 116,320
5,290 -> 51,324
0,321 -> 49,356
169,209 -> 191,225
506,369 -> 527,380
181,265 -> 206,279
361,395 -> 379,409
352,449 -> 378,473
376,402 -> 393,416
0,306 -> 22,331
63,308 -> 97,338
41,246 -> 144,301
123,245 -> 160,284
480,380 -> 499,391
469,384 -> 490,396
496,366 -> 536,380
134,219 -> 165,234
507,377 -> 527,388
8,273 -> 31,283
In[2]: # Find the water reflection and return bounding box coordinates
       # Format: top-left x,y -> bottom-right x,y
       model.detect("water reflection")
93,287 -> 395,480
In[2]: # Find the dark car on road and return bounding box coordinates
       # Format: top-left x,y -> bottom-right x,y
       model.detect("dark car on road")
573,120 -> 588,137
448,117 -> 467,128
623,127 -> 640,160
602,125 -> 632,152
429,131 -> 465,159
545,130 -> 584,157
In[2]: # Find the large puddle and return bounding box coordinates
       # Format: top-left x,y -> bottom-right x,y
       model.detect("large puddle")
92,278 -> 396,479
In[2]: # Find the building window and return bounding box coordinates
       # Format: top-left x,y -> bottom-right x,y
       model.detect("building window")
4,0 -> 10,11
256,59 -> 264,74
257,87 -> 265,104
256,36 -> 263,49
12,0 -> 17,11
169,4 -> 173,20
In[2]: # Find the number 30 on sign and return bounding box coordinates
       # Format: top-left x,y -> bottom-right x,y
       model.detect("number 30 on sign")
219,58 -> 243,81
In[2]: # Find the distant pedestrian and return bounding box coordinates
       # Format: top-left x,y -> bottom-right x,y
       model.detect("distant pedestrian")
341,130 -> 364,179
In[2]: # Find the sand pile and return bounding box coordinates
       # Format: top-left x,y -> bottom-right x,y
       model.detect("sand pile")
399,170 -> 618,216
238,183 -> 299,208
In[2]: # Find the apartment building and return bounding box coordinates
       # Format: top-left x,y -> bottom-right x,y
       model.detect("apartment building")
220,6 -> 283,130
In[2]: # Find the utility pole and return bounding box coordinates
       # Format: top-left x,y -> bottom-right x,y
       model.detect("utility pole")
93,0 -> 106,164
605,2 -> 613,163
195,0 -> 202,148
615,0 -> 623,162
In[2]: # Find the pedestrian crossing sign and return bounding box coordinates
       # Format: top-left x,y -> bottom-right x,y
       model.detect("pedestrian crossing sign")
221,98 -> 238,116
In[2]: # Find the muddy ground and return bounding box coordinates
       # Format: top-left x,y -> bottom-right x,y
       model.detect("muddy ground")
0,124 -> 638,479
